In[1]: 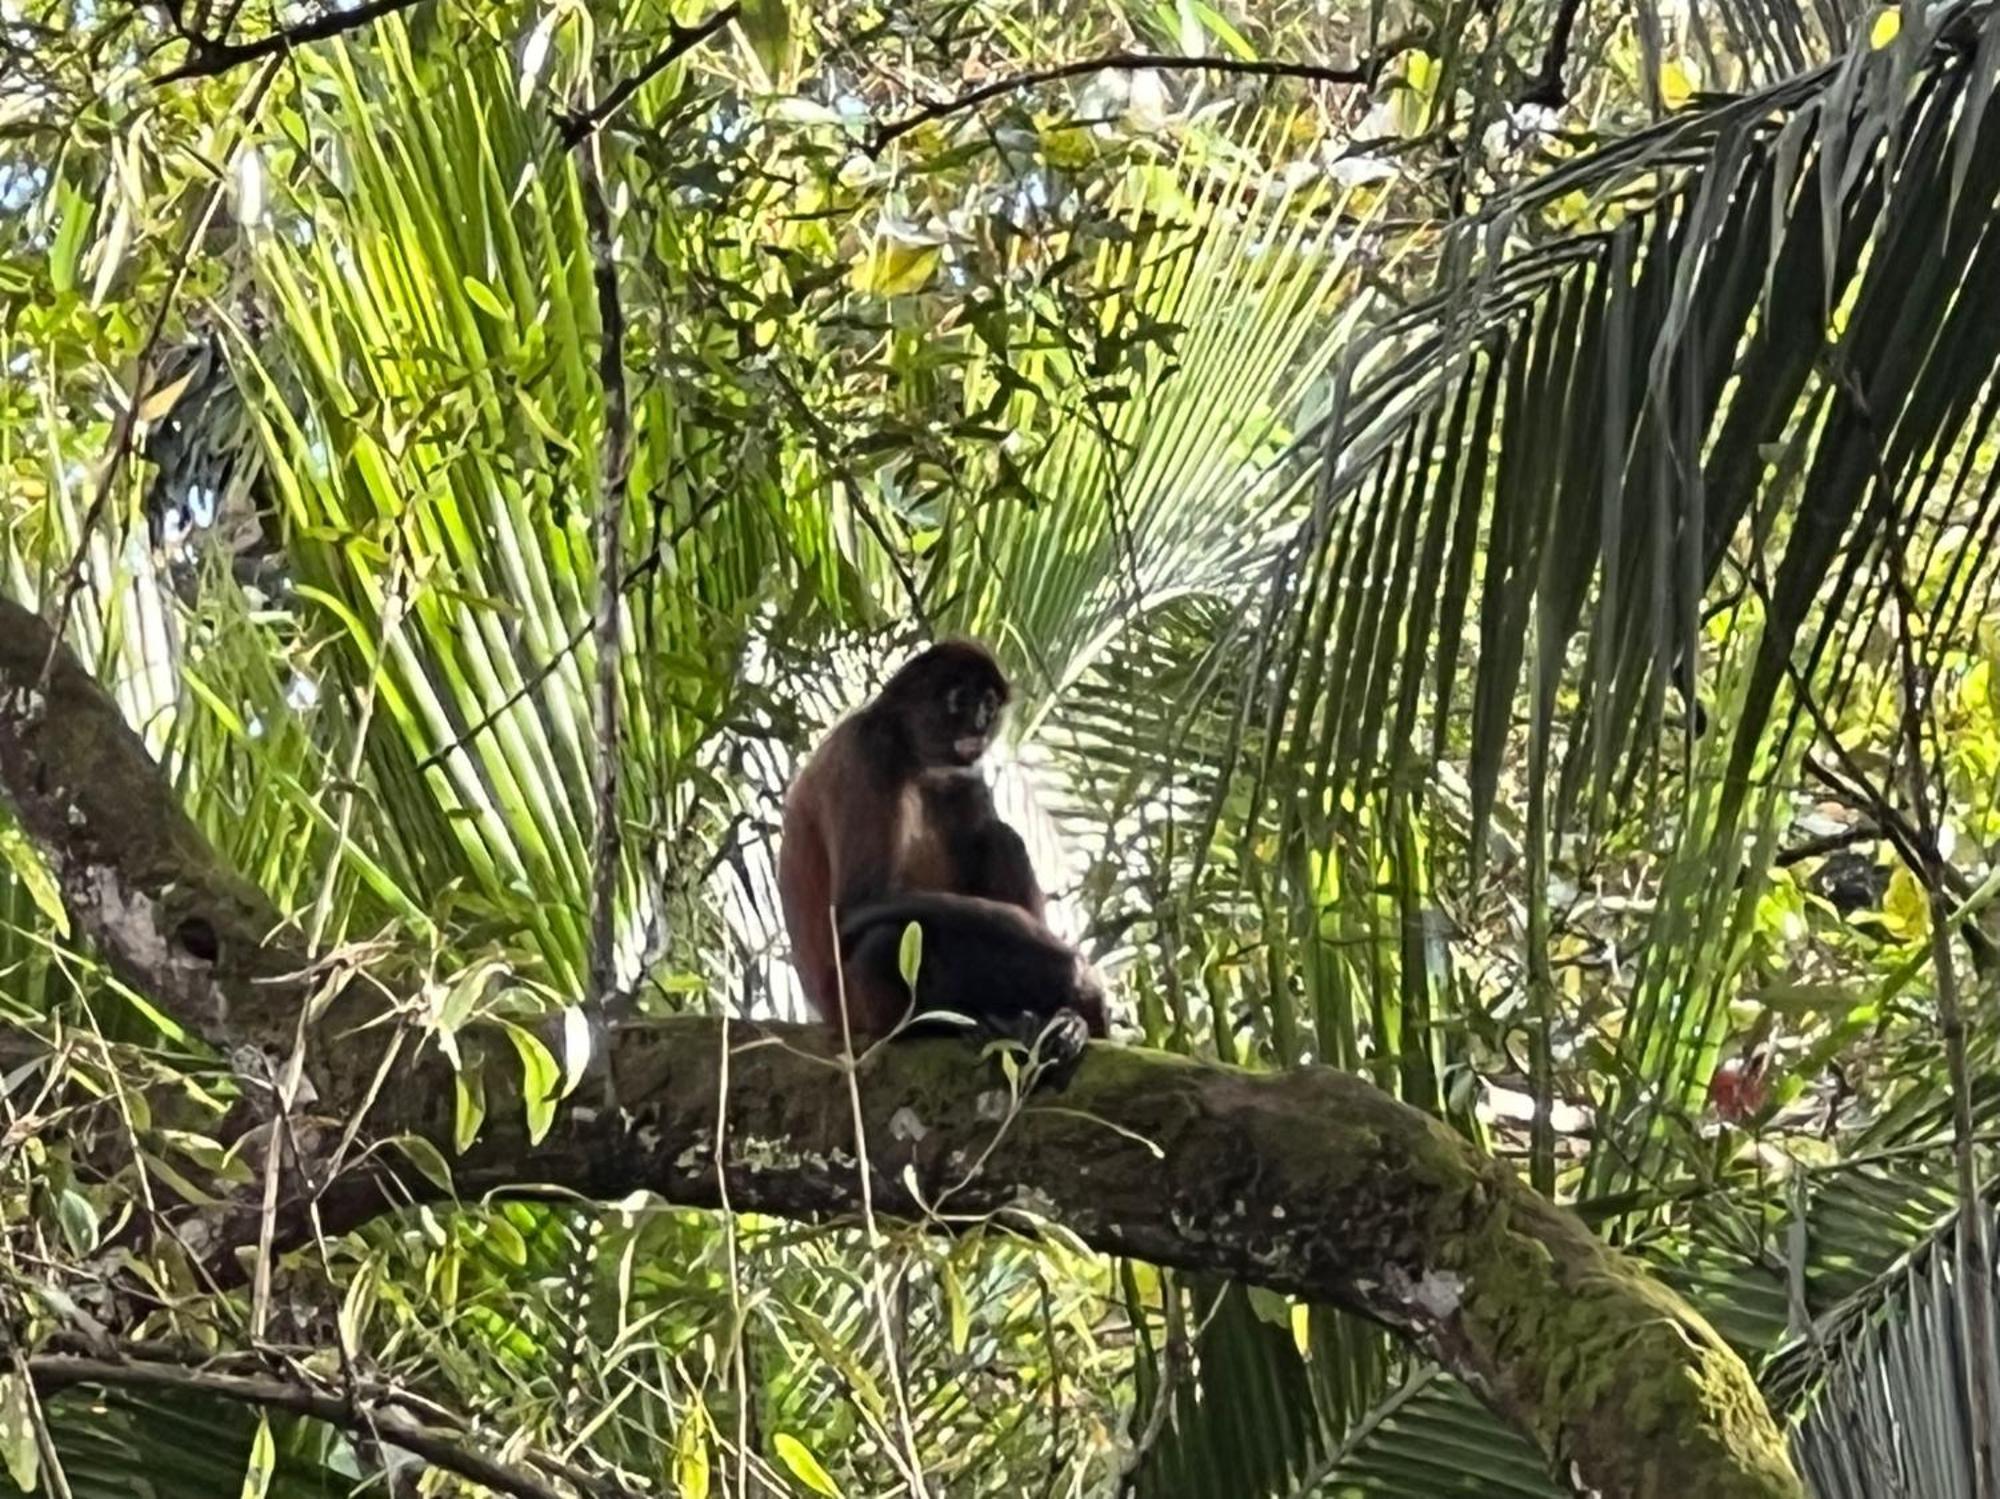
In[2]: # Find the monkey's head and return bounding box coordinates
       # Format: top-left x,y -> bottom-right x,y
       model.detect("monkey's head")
877,640 -> 1011,769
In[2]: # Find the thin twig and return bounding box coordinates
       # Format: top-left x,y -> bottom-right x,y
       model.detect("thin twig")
1772,822 -> 1880,868
868,50 -> 1390,156
828,911 -> 933,1498
28,1355 -> 571,1499
557,3 -> 741,146
153,0 -> 431,84
1115,1271 -> 1185,1495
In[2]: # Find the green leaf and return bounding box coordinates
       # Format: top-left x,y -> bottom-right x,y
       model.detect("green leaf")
502,1021 -> 560,1145
0,825 -> 66,937
0,1372 -> 37,1493
460,274 -> 510,320
773,1434 -> 842,1497
389,1134 -> 456,1196
47,176 -> 91,295
454,1063 -> 487,1155
238,1413 -> 275,1499
738,0 -> 792,85
55,1189 -> 98,1256
482,1213 -> 529,1267
850,240 -> 939,298
940,1256 -> 970,1355
676,1407 -> 711,1499
1246,1284 -> 1291,1328
338,1260 -> 378,1352
897,920 -> 923,990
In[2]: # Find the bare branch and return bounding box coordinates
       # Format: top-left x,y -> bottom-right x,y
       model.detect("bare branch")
1520,0 -> 1588,106
558,3 -> 741,147
867,50 -> 1392,157
1772,822 -> 1879,868
153,0 -> 432,85
29,1354 -> 594,1499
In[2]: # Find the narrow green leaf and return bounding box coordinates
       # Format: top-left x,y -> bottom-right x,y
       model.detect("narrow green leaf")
238,1413 -> 275,1499
454,1063 -> 487,1154
55,1189 -> 98,1257
773,1434 -> 841,1498
676,1406 -> 711,1499
389,1134 -> 456,1196
738,0 -> 792,84
460,274 -> 510,320
0,826 -> 67,937
502,1021 -> 560,1144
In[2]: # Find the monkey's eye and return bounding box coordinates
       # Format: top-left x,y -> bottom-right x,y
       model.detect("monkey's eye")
944,686 -> 966,716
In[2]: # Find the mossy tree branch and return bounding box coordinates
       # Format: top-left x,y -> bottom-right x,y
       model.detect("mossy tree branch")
0,592 -> 1803,1499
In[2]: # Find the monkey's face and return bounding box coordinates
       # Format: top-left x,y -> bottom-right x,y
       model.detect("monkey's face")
879,641 -> 1012,768
935,679 -> 1003,766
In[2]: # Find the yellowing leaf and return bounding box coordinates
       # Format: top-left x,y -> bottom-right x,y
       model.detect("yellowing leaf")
676,1408 -> 711,1499
1546,189 -> 1592,227
239,1414 -> 275,1499
503,1021 -> 560,1145
897,920 -> 924,989
135,363 -> 197,425
1291,1303 -> 1312,1360
1870,8 -> 1901,47
850,240 -> 940,298
1660,59 -> 1696,108
453,1064 -> 486,1154
774,1434 -> 842,1497
0,825 -> 67,936
1040,124 -> 1095,170
1882,864 -> 1929,940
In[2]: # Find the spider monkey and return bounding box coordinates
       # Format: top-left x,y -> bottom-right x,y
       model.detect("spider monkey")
778,640 -> 1107,1070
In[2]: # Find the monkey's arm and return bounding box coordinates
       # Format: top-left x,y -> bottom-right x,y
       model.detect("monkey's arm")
968,820 -> 1048,922
778,793 -> 839,1016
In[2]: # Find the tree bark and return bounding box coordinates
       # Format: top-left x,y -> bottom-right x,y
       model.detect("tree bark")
0,593 -> 1804,1499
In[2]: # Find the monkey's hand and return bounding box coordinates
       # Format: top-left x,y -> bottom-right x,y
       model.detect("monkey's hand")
1001,1008 -> 1091,1092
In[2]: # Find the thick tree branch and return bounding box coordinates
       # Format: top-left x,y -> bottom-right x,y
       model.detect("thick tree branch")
0,591 -> 1805,1499
0,595 -> 307,1062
